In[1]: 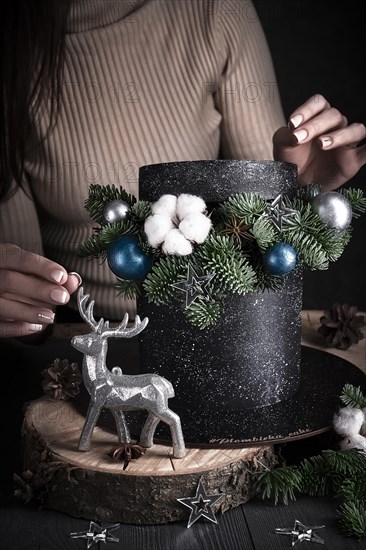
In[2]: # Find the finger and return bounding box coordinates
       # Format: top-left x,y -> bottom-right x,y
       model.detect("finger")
288,94 -> 330,129
0,270 -> 71,306
0,244 -> 68,285
0,321 -> 45,338
355,143 -> 366,167
0,291 -> 56,310
318,122 -> 366,150
0,296 -> 55,325
292,108 -> 346,144
64,272 -> 82,295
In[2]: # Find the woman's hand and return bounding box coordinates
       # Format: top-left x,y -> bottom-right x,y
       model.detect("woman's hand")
0,244 -> 81,338
273,94 -> 366,189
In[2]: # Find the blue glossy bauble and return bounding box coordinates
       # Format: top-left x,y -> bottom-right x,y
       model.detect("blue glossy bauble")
263,242 -> 297,276
107,235 -> 152,280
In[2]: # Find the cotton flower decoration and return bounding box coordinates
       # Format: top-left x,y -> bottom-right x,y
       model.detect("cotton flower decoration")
333,406 -> 366,451
144,193 -> 212,255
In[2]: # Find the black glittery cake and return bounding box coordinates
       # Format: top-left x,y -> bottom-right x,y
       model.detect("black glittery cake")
137,160 -> 302,438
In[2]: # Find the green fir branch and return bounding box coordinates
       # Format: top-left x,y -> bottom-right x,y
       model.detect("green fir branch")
184,298 -> 222,329
250,215 -> 278,254
251,256 -> 285,293
75,234 -> 108,260
337,501 -> 366,538
339,188 -> 366,219
253,466 -> 302,505
115,279 -> 143,300
254,448 -> 366,539
143,256 -> 188,304
75,220 -> 138,259
221,193 -> 267,223
130,200 -> 152,222
337,477 -> 366,505
195,234 -> 257,295
340,384 -> 366,408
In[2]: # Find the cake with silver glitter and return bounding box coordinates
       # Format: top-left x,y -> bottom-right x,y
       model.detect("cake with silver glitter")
136,160 -> 302,443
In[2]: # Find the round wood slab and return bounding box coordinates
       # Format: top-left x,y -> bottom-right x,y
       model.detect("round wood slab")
21,397 -> 275,524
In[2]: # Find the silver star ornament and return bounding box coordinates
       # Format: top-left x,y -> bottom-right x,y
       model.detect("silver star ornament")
171,264 -> 215,308
275,519 -> 325,546
70,521 -> 120,548
266,194 -> 297,230
177,477 -> 224,528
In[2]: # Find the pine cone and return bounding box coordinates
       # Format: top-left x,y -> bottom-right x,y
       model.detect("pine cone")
41,358 -> 82,400
318,303 -> 366,350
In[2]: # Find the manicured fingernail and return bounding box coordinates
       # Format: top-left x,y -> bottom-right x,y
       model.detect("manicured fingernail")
69,272 -> 83,287
293,128 -> 308,143
320,136 -> 333,148
38,312 -> 55,323
50,288 -> 68,304
50,269 -> 65,283
30,323 -> 43,332
289,114 -> 303,129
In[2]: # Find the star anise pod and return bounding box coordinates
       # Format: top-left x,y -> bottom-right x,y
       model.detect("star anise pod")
318,303 -> 366,350
220,214 -> 253,245
41,358 -> 82,400
108,443 -> 147,470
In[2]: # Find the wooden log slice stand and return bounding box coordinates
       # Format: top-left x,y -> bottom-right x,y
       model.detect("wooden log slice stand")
21,397 -> 276,525
20,312 -> 365,524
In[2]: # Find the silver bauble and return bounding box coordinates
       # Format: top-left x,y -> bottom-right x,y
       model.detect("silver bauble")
103,200 -> 130,223
311,192 -> 352,230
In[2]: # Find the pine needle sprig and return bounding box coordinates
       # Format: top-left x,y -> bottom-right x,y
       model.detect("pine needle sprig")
337,500 -> 366,538
297,454 -> 333,496
195,234 -> 257,295
337,477 -> 366,504
253,466 -> 302,505
250,216 -> 278,254
143,255 -> 189,304
130,200 -> 152,222
339,188 -> 366,219
281,199 -> 351,267
253,446 -> 366,539
340,384 -> 366,408
75,220 -> 138,259
75,234 -> 108,260
251,257 -> 286,293
322,448 -> 366,478
282,231 -> 329,270
84,184 -> 136,225
185,298 -> 222,329
222,193 -> 267,222
115,280 -> 143,300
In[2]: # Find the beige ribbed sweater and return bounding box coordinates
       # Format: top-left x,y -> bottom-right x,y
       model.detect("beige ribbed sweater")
0,0 -> 285,320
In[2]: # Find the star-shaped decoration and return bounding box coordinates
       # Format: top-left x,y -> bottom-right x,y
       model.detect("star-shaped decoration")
266,194 -> 297,230
171,264 -> 215,308
177,477 -> 224,528
70,521 -> 120,548
275,519 -> 325,546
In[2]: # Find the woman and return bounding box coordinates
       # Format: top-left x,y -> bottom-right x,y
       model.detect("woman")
0,0 -> 365,338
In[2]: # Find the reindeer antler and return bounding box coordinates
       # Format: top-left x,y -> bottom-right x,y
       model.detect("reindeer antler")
102,314 -> 149,339
77,287 -> 103,331
77,287 -> 149,338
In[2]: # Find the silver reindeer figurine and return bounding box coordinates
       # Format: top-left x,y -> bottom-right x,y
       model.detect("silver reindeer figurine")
71,287 -> 186,458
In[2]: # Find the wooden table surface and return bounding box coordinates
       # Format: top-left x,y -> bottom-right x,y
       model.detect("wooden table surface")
1,310 -> 365,550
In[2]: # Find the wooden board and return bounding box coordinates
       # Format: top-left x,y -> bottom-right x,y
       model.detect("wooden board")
21,397 -> 276,524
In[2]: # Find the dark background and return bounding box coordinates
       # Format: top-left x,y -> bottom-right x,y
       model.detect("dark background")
254,0 -> 365,311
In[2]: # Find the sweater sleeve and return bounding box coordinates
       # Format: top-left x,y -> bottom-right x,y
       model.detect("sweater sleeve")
212,0 -> 286,160
0,179 -> 44,255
